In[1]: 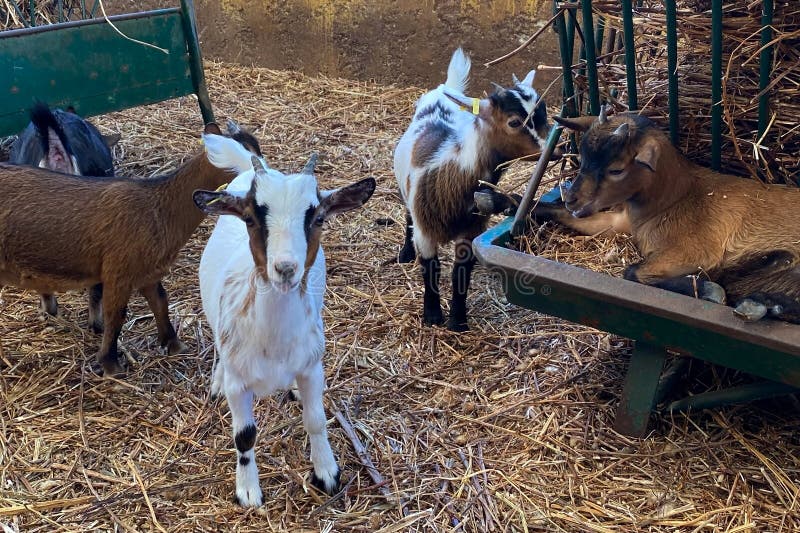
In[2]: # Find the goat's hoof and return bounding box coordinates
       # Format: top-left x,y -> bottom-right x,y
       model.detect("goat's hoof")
234,487 -> 263,508
699,281 -> 726,305
447,317 -> 469,332
165,338 -> 189,355
423,311 -> 445,326
734,299 -> 768,322
310,465 -> 341,496
397,247 -> 416,264
287,389 -> 301,402
98,357 -> 126,378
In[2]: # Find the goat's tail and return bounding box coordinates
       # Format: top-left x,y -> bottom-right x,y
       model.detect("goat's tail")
30,102 -> 79,174
445,47 -> 470,94
202,132 -> 259,175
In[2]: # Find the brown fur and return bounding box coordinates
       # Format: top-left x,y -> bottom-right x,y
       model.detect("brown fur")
548,112 -> 800,305
412,162 -> 489,245
0,125 -> 257,376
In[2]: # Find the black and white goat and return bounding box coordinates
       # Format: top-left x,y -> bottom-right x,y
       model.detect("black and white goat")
10,103 -> 119,177
394,47 -> 550,331
194,147 -> 375,507
8,103 -> 120,321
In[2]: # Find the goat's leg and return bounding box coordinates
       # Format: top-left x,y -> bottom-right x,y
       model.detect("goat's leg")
227,388 -> 262,507
296,361 -> 340,495
448,238 -> 477,332
734,292 -> 800,324
624,263 -> 726,304
96,285 -> 132,377
414,231 -> 443,326
39,293 -> 58,317
397,210 -> 416,263
533,201 -> 630,237
87,283 -> 104,333
140,281 -> 187,355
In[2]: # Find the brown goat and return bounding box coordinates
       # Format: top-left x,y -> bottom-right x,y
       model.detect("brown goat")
0,121 -> 261,376
534,111 -> 800,323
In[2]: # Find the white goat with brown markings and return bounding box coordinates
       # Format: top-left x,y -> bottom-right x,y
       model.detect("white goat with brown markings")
394,47 -> 551,331
194,146 -> 375,507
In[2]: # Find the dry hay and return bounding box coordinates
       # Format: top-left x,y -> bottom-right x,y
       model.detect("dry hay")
561,0 -> 800,184
0,61 -> 799,532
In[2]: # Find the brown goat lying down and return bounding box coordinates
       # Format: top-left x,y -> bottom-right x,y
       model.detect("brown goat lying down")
0,121 -> 261,376
533,110 -> 800,324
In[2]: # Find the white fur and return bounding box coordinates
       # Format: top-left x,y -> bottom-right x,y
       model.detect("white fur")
200,165 -> 339,507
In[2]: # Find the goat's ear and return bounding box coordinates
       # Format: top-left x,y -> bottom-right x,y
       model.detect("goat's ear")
519,69 -> 536,87
102,133 -> 121,148
552,115 -> 596,133
192,190 -> 248,217
442,88 -> 490,117
203,122 -> 223,136
634,137 -> 661,172
320,177 -> 376,218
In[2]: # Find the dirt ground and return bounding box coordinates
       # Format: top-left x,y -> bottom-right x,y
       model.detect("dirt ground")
104,0 -> 563,96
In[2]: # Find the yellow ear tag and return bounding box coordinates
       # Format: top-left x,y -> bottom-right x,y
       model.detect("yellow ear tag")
206,182 -> 229,205
472,98 -> 480,115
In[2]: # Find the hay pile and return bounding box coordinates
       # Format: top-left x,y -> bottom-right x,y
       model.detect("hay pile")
1,61 -> 800,532
572,1 -> 800,184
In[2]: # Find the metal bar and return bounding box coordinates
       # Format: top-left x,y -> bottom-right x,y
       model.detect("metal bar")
594,13 -> 605,59
666,381 -> 799,413
556,5 -> 576,118
654,356 -> 691,406
710,0 -> 723,170
511,123 -> 564,237
620,0 -> 638,110
57,0 -> 63,23
29,0 -> 35,26
180,0 -> 215,125
614,343 -> 667,437
758,0 -> 774,138
580,0 -> 600,115
666,0 -> 679,144
10,1 -> 28,27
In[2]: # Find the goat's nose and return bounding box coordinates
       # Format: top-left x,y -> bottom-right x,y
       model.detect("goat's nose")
274,261 -> 298,280
561,179 -> 578,203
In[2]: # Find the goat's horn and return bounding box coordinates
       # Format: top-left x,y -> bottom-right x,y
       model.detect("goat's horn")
598,104 -> 609,124
226,118 -> 242,134
512,73 -> 520,84
302,153 -> 319,174
612,122 -> 629,138
490,82 -> 504,93
251,155 -> 267,173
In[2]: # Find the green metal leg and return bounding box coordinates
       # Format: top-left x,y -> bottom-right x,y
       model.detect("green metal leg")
614,342 -> 667,437
665,381 -> 799,413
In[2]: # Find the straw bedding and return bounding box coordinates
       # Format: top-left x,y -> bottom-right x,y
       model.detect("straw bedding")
1,61 -> 800,532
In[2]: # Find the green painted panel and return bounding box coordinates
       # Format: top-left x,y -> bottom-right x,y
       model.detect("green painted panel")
474,218 -> 800,388
0,10 -> 193,137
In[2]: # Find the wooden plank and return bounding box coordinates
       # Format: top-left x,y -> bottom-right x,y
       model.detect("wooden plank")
0,10 -> 194,137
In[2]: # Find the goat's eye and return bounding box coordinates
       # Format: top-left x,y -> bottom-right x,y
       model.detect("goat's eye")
608,168 -> 625,176
243,216 -> 255,227
508,118 -> 523,129
314,214 -> 325,226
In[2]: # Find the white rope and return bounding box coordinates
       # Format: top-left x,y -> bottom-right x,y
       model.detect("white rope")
97,0 -> 169,55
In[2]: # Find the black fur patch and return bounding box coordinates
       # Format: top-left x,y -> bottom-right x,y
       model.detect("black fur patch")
304,204 -> 316,241
156,282 -> 167,298
230,129 -> 263,156
416,102 -> 452,122
235,424 -> 257,452
310,466 -> 341,495
239,455 -> 251,466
